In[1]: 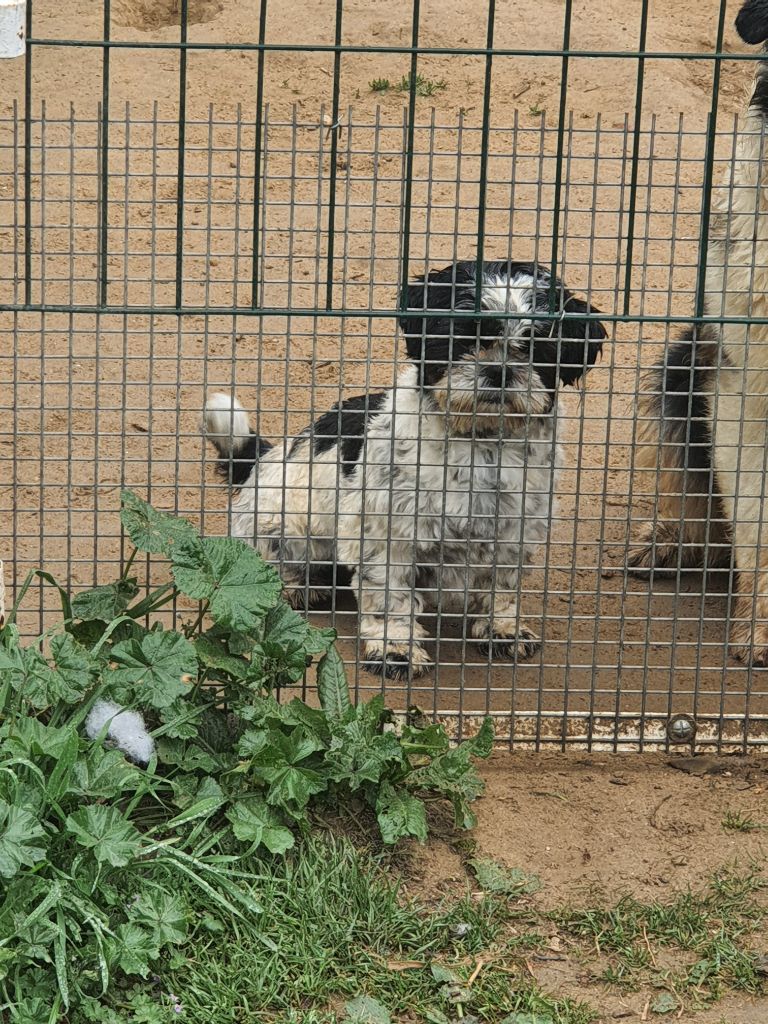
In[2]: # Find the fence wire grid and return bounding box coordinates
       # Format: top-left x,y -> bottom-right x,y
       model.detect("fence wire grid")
2,0 -> 768,751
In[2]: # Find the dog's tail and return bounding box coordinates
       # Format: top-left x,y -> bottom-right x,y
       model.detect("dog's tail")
202,392 -> 271,486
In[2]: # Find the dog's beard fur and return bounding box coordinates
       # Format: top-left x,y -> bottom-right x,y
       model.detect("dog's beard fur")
427,352 -> 553,438
203,259 -> 604,679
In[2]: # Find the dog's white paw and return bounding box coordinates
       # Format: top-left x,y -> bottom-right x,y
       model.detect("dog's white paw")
362,640 -> 433,680
476,626 -> 541,661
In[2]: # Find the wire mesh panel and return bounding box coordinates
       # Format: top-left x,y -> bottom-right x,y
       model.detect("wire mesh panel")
2,0 -> 768,750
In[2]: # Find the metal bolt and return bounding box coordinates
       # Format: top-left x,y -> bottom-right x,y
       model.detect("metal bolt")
667,714 -> 697,744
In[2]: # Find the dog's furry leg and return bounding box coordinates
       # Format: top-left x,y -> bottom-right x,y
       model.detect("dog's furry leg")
628,332 -> 730,573
708,30 -> 768,664
351,547 -> 432,680
468,564 -> 541,660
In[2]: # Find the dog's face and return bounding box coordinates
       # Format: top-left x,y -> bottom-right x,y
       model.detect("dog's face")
398,260 -> 606,433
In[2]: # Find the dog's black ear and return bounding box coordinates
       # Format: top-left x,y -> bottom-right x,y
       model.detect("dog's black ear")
398,277 -> 437,342
398,265 -> 484,360
555,294 -> 607,387
736,0 -> 768,44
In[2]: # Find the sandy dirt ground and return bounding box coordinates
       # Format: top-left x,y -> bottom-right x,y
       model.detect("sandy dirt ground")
1,3 -> 768,740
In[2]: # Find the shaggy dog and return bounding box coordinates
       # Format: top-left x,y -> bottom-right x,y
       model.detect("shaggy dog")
204,260 -> 605,679
630,0 -> 768,665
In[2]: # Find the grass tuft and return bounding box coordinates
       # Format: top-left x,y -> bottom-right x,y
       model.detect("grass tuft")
722,809 -> 767,833
369,73 -> 448,98
555,867 -> 767,1002
398,72 -> 447,97
160,834 -> 597,1024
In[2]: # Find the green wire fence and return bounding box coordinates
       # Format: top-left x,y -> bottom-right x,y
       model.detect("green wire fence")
3,0 -> 768,752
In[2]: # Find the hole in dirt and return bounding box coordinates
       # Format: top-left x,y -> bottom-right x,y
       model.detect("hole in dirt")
113,0 -> 223,30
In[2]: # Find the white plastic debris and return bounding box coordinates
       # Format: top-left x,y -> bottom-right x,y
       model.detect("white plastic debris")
85,700 -> 155,766
0,1 -> 25,60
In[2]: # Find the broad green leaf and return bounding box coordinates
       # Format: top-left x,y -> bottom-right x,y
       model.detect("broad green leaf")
155,738 -> 219,772
69,616 -> 147,652
227,797 -> 295,854
247,731 -> 328,813
255,643 -> 311,687
171,536 -> 281,631
376,783 -> 428,844
349,694 -> 389,735
130,892 -> 188,946
0,634 -> 95,710
49,632 -> 99,700
400,723 -> 450,757
316,646 -> 351,721
650,993 -> 678,1015
168,773 -> 225,810
128,994 -> 167,1024
166,794 -> 225,828
200,912 -> 226,934
0,641 -> 37,704
423,1009 -> 451,1024
198,708 -> 237,751
463,717 -> 495,758
280,726 -> 326,764
46,726 -> 81,802
194,633 -> 248,679
106,922 -> 159,978
245,723 -> 324,767
13,997 -> 60,1024
409,744 -> 485,810
159,698 -> 203,740
439,983 -> 474,1006
237,694 -> 331,741
196,775 -> 224,802
72,579 -> 140,622
278,698 -> 332,739
305,625 -> 337,656
344,995 -> 392,1024
109,630 -> 196,709
170,773 -> 201,810
500,1015 -> 554,1024
430,964 -> 459,984
13,912 -> 58,962
120,489 -> 198,556
71,746 -> 141,799
261,764 -> 327,812
75,1001 -> 124,1024
326,723 -> 404,790
262,601 -> 312,653
468,858 -> 542,896
238,728 -> 269,758
0,799 -> 47,878
0,717 -> 75,760
65,805 -> 141,866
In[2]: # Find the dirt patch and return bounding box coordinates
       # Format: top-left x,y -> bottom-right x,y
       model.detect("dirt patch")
404,753 -> 768,1022
112,0 -> 224,30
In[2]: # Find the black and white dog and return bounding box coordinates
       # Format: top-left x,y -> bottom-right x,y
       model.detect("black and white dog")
630,1 -> 768,666
204,260 -> 605,678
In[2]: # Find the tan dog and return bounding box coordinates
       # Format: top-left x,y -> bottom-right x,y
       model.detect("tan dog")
631,0 -> 768,665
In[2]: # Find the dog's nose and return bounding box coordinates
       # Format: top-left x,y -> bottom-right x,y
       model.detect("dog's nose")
482,365 -> 508,389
